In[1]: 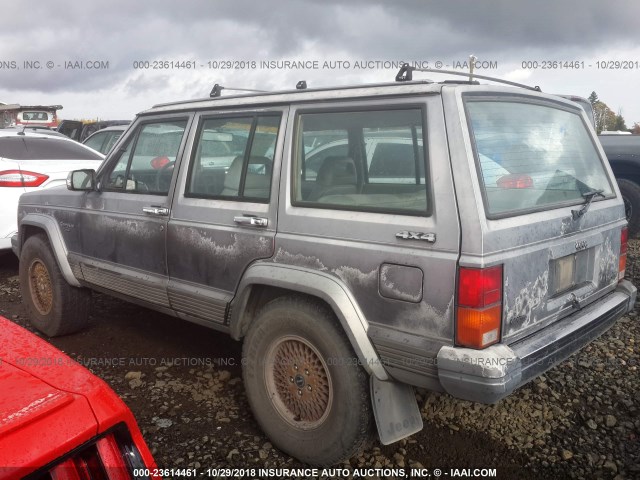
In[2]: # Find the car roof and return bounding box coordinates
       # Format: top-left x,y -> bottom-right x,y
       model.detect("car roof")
0,128 -> 77,140
0,129 -> 106,159
1,126 -> 69,138
144,81 -> 442,114
141,80 -> 582,118
86,125 -> 128,134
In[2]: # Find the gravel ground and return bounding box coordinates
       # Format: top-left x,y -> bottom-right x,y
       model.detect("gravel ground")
1,243 -> 639,479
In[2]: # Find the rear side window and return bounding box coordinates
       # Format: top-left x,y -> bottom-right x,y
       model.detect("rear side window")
83,131 -> 109,152
294,108 -> 428,215
466,99 -> 614,217
186,114 -> 280,202
0,136 -> 103,160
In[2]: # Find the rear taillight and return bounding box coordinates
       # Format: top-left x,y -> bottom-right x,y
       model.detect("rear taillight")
497,174 -> 533,189
619,227 -> 628,281
456,265 -> 503,349
0,169 -> 49,187
45,430 -> 151,480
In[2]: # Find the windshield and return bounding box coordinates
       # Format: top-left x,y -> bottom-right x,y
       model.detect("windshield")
465,98 -> 614,217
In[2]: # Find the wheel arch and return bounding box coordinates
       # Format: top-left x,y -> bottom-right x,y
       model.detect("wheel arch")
18,214 -> 80,287
230,263 -> 389,381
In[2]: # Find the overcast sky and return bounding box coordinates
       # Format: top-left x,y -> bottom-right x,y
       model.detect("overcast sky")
1,0 -> 639,125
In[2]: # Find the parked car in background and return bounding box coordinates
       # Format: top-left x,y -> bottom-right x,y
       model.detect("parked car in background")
598,133 -> 640,235
57,120 -> 130,143
83,125 -> 128,155
0,130 -> 104,251
15,110 -> 59,128
1,125 -> 69,138
0,315 -> 158,479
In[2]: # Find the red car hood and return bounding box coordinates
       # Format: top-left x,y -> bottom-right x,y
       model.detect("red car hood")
0,317 -> 133,478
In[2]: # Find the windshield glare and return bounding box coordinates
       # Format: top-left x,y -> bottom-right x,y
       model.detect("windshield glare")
466,99 -> 614,217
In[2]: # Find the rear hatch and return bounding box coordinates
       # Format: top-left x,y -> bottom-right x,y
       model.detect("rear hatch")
454,89 -> 625,344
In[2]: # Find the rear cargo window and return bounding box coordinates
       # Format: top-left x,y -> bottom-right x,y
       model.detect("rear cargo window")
465,99 -> 614,217
0,136 -> 103,160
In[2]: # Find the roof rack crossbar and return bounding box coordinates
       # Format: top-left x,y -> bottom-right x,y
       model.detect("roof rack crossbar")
210,84 -> 269,98
395,63 -> 541,92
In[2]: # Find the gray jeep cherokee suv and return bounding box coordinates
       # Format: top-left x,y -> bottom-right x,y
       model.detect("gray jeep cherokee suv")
13,77 -> 636,466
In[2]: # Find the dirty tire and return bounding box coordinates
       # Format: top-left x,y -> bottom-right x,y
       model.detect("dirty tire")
618,179 -> 640,237
242,295 -> 373,466
19,233 -> 90,336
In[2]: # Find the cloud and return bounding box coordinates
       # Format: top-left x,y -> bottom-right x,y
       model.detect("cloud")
0,1 -> 638,121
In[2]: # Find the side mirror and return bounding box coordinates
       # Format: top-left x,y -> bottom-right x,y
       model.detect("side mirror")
67,169 -> 96,191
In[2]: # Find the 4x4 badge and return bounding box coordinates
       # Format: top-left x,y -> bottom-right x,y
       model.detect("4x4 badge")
396,231 -> 436,243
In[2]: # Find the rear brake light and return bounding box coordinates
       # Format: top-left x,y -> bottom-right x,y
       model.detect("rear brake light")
0,169 -> 49,187
497,174 -> 533,189
619,227 -> 628,281
457,265 -> 503,349
96,435 -> 130,480
46,431 -> 149,480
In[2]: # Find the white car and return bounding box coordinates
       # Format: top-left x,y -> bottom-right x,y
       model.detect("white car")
0,130 -> 104,251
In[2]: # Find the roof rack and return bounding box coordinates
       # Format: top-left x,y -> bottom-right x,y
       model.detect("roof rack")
210,84 -> 269,98
395,62 -> 541,92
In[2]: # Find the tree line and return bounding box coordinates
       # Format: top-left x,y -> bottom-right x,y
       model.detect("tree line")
588,91 -> 640,134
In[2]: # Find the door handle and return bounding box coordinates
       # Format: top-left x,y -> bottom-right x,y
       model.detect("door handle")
143,206 -> 170,216
233,215 -> 268,227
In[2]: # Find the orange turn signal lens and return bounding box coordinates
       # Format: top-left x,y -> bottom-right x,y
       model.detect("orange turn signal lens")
456,304 -> 502,349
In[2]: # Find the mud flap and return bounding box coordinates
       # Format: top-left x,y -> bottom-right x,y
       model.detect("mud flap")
370,376 -> 423,445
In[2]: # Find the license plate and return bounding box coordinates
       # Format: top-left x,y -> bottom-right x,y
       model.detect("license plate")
554,254 -> 575,294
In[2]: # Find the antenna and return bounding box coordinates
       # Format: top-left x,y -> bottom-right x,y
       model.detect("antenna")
468,54 -> 476,82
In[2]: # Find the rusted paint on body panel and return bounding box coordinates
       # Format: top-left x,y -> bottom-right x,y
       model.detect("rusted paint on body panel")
167,225 -> 273,292
269,241 -> 456,343
504,269 -> 550,334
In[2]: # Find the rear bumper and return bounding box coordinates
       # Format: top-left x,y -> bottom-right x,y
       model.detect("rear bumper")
437,280 -> 636,404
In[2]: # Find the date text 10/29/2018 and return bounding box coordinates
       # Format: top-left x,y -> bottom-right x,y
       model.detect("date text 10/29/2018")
133,467 -> 499,478
521,60 -> 640,69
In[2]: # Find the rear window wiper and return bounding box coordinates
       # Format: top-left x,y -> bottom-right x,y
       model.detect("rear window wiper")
571,189 -> 605,220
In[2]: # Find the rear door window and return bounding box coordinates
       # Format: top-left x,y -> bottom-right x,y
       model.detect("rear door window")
83,131 -> 109,152
465,98 -> 614,218
185,114 -> 280,202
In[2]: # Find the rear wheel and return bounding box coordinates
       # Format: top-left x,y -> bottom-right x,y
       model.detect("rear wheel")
242,295 -> 373,465
618,179 -> 640,237
19,234 -> 90,336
